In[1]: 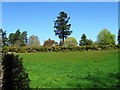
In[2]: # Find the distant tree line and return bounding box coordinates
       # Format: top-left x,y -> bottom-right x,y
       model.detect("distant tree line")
0,11 -> 119,47
0,28 -> 119,48
0,29 -> 28,47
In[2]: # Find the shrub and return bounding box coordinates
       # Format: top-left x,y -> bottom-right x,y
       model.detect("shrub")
98,45 -> 107,50
80,46 -> 86,51
117,44 -> 120,49
2,46 -> 9,53
2,53 -> 30,90
93,45 -> 99,50
75,46 -> 82,51
86,46 -> 93,50
18,47 -> 27,53
66,46 -> 73,51
26,47 -> 32,52
9,47 -> 18,53
2,45 -> 119,53
54,46 -> 62,52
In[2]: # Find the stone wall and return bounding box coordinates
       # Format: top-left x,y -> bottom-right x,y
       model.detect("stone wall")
0,31 -> 2,89
0,51 -> 2,90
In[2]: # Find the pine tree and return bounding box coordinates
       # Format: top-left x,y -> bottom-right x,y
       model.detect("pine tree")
79,34 -> 87,46
54,11 -> 72,46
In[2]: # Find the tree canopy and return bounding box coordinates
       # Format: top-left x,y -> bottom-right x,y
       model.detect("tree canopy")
86,39 -> 93,46
28,35 -> 40,46
64,37 -> 78,46
44,38 -> 55,46
54,11 -> 72,46
79,34 -> 87,46
97,29 -> 116,45
8,29 -> 28,46
79,34 -> 93,46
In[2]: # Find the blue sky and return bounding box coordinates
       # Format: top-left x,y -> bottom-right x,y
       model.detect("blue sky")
2,2 -> 118,45
1,0 -> 119,2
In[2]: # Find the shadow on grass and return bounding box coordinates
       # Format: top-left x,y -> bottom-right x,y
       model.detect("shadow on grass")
66,71 -> 120,88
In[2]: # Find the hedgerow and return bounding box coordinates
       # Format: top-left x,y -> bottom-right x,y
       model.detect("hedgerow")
3,45 -> 119,53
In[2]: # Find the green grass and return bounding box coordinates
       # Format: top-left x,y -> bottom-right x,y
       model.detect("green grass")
19,50 -> 119,88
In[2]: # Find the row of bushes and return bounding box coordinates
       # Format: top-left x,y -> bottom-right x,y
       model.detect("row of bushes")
3,45 -> 120,53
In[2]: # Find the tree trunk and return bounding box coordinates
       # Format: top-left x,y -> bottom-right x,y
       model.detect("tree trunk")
62,34 -> 64,46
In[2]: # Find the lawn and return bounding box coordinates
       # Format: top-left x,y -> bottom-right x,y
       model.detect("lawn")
19,50 -> 119,88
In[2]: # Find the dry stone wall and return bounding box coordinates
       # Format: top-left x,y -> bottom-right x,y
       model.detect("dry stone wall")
0,31 -> 3,89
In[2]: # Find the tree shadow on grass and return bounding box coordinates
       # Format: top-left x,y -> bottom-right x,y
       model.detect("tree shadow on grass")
66,71 -> 120,89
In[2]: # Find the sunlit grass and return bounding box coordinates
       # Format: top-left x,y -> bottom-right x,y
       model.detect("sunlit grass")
19,50 -> 118,88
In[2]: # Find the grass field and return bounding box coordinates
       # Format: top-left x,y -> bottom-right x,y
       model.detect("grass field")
19,50 -> 119,88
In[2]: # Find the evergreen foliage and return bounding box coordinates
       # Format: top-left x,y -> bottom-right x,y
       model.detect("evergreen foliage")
8,29 -> 28,46
54,11 -> 72,45
2,53 -> 30,90
79,34 -> 87,46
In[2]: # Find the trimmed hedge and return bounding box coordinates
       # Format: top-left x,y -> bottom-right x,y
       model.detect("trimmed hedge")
3,45 -> 119,53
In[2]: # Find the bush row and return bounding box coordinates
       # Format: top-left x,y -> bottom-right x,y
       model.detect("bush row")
3,45 -> 119,53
